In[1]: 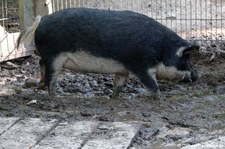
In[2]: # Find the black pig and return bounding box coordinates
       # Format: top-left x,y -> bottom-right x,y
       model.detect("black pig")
17,8 -> 199,99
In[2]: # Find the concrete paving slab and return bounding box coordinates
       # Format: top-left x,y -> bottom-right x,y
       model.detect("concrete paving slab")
82,122 -> 140,149
34,121 -> 99,149
182,136 -> 225,149
0,118 -> 58,149
0,117 -> 141,149
0,117 -> 20,135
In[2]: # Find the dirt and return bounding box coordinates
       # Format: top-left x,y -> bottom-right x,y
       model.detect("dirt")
0,42 -> 225,148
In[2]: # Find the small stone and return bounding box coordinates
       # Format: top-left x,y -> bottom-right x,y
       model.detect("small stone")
217,86 -> 225,94
203,96 -> 216,102
25,79 -> 39,88
80,110 -> 93,117
26,100 -> 38,105
98,125 -> 109,130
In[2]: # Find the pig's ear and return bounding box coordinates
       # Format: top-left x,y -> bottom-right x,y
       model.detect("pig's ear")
176,42 -> 200,57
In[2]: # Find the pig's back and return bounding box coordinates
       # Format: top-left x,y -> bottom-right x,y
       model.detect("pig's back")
35,8 -> 186,64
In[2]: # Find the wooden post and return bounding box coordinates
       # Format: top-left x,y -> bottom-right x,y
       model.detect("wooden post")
18,0 -> 33,30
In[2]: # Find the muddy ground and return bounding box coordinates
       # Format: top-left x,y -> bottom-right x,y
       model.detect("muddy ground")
0,42 -> 225,148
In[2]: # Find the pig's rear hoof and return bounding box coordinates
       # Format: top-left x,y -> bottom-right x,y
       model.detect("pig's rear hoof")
37,82 -> 46,89
110,92 -> 120,99
148,90 -> 163,100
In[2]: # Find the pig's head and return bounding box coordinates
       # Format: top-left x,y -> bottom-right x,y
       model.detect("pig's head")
156,42 -> 199,83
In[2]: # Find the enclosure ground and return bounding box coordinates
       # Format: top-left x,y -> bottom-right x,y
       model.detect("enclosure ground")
1,51 -> 225,148
0,117 -> 225,149
0,117 -> 141,149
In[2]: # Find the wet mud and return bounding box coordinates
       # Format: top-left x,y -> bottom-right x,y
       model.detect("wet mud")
1,49 -> 225,148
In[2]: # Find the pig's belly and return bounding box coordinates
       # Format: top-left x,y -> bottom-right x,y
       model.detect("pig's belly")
64,51 -> 128,74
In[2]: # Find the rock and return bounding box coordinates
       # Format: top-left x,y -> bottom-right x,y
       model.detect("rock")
26,100 -> 38,105
182,136 -> 225,149
24,79 -> 39,88
80,110 -> 93,117
203,96 -> 216,102
215,85 -> 225,94
157,127 -> 191,140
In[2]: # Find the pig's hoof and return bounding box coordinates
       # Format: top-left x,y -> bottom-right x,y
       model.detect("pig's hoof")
111,92 -> 120,99
48,88 -> 57,96
48,91 -> 57,96
37,82 -> 46,89
148,90 -> 163,100
110,94 -> 119,99
151,94 -> 161,100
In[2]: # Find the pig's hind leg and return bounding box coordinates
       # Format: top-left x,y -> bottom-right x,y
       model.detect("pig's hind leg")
43,54 -> 68,96
37,59 -> 46,89
111,73 -> 128,99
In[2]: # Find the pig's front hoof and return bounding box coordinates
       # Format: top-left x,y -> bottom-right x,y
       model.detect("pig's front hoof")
148,90 -> 163,100
48,88 -> 57,96
48,91 -> 57,96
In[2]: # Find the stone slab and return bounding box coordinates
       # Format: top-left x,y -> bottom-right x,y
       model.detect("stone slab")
34,121 -> 98,149
182,136 -> 225,149
0,117 -> 140,149
82,122 -> 140,149
0,117 -> 20,135
0,118 -> 57,149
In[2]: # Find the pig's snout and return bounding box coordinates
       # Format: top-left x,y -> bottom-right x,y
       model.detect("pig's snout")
182,69 -> 198,82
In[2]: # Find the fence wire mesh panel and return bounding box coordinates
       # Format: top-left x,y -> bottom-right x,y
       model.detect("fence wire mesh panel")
0,0 -> 20,33
0,0 -> 31,62
51,0 -> 225,42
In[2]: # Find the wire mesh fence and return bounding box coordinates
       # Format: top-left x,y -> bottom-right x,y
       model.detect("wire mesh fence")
0,0 -> 30,62
51,0 -> 225,42
0,0 -> 20,33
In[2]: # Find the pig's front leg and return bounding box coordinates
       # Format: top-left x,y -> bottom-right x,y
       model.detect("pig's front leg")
136,69 -> 162,100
